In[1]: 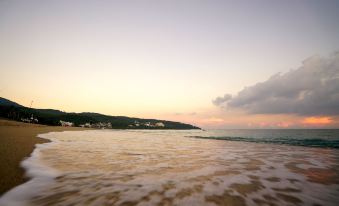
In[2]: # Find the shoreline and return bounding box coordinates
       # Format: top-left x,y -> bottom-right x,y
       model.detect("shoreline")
0,119 -> 90,196
2,129 -> 338,205
0,132 -> 61,206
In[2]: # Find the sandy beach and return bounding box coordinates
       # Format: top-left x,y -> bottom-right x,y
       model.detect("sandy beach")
0,119 -> 89,195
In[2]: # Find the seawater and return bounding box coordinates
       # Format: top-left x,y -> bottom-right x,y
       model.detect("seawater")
194,129 -> 339,149
0,129 -> 339,206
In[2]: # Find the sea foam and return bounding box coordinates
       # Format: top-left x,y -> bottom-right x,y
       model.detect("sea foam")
0,130 -> 339,206
0,133 -> 60,206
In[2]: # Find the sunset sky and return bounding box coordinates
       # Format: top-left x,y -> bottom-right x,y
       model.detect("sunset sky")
1,0 -> 339,128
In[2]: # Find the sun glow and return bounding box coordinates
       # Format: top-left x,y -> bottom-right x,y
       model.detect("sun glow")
302,117 -> 332,125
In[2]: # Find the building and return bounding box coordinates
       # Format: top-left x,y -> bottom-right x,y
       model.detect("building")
155,122 -> 165,127
144,122 -> 151,127
21,114 -> 38,124
60,120 -> 74,127
80,122 -> 112,129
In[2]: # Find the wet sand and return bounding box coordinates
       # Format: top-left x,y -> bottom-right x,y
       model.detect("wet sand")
0,119 -> 89,195
2,130 -> 338,206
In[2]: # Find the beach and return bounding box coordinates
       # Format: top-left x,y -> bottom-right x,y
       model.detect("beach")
0,119 -> 89,195
0,129 -> 338,205
1,0 -> 338,205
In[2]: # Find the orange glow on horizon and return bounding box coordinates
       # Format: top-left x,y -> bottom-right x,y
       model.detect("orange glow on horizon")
276,122 -> 293,128
302,117 -> 332,125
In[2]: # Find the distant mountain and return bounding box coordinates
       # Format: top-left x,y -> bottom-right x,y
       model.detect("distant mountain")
0,97 -> 200,130
0,97 -> 23,107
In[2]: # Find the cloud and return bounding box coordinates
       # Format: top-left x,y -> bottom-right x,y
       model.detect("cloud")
213,52 -> 339,116
212,94 -> 232,106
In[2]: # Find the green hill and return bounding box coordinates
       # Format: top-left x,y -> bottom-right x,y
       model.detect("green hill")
0,97 -> 200,130
0,98 -> 23,107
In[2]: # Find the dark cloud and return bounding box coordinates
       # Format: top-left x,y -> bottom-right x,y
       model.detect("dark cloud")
212,94 -> 232,106
213,52 -> 339,116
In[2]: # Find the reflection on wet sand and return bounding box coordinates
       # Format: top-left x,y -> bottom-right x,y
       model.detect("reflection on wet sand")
13,130 -> 339,205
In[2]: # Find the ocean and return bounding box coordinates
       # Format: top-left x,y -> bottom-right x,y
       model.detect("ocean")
0,129 -> 339,206
193,129 -> 339,149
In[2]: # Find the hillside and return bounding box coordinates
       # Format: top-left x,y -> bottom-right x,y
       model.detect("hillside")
0,97 -> 200,130
0,98 -> 23,107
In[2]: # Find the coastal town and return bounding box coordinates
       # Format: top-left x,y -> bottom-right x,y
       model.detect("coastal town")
0,97 -> 199,129
17,113 -> 166,130
59,120 -> 165,129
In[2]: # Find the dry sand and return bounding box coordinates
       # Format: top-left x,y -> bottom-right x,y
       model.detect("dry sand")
0,119 -> 89,195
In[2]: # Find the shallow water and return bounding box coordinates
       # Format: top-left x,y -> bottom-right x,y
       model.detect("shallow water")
1,130 -> 339,206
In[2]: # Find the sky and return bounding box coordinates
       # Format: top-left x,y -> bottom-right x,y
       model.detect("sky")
1,0 -> 339,129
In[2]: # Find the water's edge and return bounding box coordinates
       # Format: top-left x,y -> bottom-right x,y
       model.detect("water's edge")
1,130 -> 338,206
0,132 -> 59,206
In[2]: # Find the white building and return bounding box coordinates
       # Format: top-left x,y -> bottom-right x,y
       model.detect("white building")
60,120 -> 74,127
144,122 -> 151,127
155,122 -> 165,127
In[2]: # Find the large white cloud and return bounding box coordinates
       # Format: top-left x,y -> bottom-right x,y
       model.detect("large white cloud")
213,52 -> 339,116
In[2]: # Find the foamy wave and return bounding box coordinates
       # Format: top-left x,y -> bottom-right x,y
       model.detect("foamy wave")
0,133 -> 60,206
1,130 -> 339,206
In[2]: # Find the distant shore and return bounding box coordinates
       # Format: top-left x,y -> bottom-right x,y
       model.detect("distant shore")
0,119 -> 90,196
